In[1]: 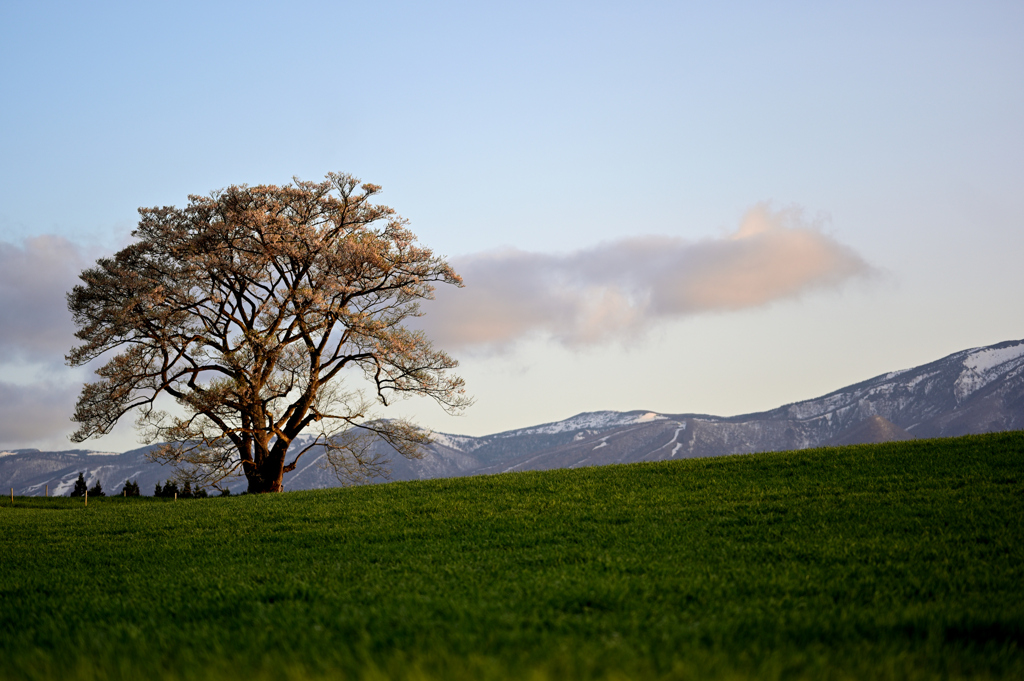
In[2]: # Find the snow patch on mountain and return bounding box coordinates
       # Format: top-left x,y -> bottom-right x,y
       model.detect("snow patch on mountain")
428,433 -> 485,452
52,472 -> 83,496
500,411 -> 668,437
905,371 -> 941,390
650,422 -> 687,457
785,392 -> 851,420
964,342 -> 1024,373
955,341 -> 1024,403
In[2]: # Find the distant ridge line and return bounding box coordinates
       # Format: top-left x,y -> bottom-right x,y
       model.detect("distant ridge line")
3,338 -> 1023,493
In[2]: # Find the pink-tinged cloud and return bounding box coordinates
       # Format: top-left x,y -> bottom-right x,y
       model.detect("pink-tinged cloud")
418,204 -> 874,351
0,236 -> 85,363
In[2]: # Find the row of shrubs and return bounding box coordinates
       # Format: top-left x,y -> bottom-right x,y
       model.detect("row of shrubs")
68,472 -> 232,498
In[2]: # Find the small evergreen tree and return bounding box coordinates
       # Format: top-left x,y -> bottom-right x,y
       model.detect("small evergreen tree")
70,473 -> 88,497
181,481 -> 193,499
163,481 -> 180,498
123,480 -> 140,497
154,482 -> 163,497
89,480 -> 106,497
218,487 -> 231,497
194,487 -> 208,499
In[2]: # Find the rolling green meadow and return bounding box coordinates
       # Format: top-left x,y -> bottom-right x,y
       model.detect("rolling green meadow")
1,432 -> 1023,681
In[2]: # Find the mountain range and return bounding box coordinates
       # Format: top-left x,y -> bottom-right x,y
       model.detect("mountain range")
3,338 -> 1023,496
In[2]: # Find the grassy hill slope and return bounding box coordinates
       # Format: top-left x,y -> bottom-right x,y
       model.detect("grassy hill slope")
2,432 -> 1023,680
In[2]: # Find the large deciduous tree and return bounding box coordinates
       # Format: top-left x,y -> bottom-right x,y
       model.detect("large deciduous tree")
67,173 -> 469,493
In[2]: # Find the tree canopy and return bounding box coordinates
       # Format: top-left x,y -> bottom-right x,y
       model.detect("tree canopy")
67,173 -> 469,493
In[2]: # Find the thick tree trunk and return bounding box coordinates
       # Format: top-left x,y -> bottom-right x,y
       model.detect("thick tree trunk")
244,452 -> 286,493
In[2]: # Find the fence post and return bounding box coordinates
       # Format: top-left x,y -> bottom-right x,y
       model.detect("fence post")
85,489 -> 88,507
45,484 -> 48,497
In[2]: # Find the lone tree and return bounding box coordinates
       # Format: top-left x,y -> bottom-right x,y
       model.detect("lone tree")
67,173 -> 469,493
70,472 -> 88,497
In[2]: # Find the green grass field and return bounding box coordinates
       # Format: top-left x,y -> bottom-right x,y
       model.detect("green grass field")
2,432 -> 1023,680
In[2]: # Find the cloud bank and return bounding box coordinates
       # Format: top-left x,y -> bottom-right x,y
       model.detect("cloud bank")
0,236 -> 87,448
419,204 -> 874,351
0,235 -> 85,363
0,206 -> 872,446
0,380 -> 79,449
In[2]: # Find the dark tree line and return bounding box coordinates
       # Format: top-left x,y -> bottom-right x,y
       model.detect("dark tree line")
153,480 -> 209,498
66,474 -> 218,498
69,473 -> 106,497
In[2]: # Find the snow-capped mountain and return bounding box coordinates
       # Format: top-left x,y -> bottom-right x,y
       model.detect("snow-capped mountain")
4,339 -> 1023,495
461,338 -> 1024,473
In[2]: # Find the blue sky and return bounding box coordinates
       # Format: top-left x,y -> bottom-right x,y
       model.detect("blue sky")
1,1 -> 1022,450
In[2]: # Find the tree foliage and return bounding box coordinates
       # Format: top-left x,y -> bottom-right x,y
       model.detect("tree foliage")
67,173 -> 469,493
70,472 -> 87,498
